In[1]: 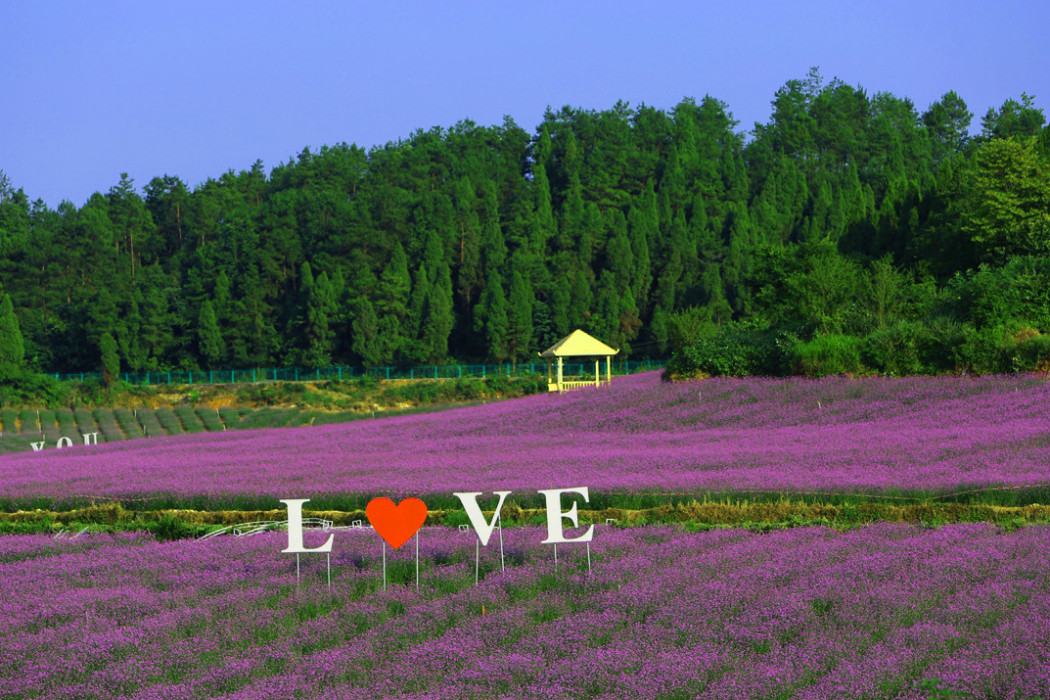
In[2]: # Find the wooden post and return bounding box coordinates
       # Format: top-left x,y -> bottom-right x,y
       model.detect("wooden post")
594,359 -> 599,387
606,356 -> 612,385
557,356 -> 563,392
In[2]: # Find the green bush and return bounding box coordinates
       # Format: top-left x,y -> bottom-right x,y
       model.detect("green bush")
858,320 -> 974,376
953,324 -> 1010,374
860,322 -> 925,375
149,513 -> 198,541
1002,327 -> 1050,373
666,322 -> 795,377
946,257 -> 1050,332
0,370 -> 70,408
449,378 -> 484,401
792,335 -> 866,377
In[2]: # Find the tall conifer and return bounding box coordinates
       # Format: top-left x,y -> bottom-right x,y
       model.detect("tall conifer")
506,267 -> 534,363
198,301 -> 225,368
0,292 -> 24,375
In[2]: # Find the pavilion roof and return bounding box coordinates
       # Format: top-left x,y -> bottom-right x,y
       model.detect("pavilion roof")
539,329 -> 619,358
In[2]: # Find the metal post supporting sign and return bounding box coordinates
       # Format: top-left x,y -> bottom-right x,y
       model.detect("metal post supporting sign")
499,514 -> 505,572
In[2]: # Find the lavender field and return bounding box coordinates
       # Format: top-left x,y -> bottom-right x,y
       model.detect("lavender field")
2,523 -> 1049,699
2,373 -> 1050,505
6,374 -> 1050,699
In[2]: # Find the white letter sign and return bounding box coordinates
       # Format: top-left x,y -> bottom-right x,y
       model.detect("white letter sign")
280,498 -> 334,554
453,491 -> 511,546
537,487 -> 594,545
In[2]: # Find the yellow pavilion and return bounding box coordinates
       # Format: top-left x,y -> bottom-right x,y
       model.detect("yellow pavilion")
539,329 -> 619,392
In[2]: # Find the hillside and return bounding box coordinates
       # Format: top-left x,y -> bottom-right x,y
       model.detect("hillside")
3,372 -> 1050,512
1,75 -> 1048,379
0,376 -> 545,455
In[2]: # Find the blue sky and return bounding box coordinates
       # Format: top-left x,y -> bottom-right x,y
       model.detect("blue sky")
2,0 -> 1047,208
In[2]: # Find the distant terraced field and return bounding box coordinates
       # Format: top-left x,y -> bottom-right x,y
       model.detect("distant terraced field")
0,405 -> 424,455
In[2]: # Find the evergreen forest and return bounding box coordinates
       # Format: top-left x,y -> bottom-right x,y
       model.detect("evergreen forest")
1,69 -> 1049,380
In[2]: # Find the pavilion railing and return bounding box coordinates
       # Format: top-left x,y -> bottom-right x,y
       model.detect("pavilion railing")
556,380 -> 606,392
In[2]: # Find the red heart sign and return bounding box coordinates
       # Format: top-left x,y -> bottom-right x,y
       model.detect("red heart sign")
366,497 -> 427,550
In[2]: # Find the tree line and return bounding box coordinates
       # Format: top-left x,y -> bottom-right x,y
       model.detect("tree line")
1,68 -> 1049,381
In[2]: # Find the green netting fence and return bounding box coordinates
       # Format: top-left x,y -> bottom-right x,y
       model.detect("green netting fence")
52,359 -> 667,386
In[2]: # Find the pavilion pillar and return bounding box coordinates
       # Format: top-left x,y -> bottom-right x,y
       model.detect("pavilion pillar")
594,359 -> 599,387
605,356 -> 611,385
557,356 -> 563,392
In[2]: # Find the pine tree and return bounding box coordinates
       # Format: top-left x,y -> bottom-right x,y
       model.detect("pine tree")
376,243 -> 412,361
99,331 -> 120,385
0,292 -> 24,376
377,243 -> 411,317
479,182 -> 507,277
87,288 -> 119,347
548,254 -> 574,340
407,262 -> 430,355
530,149 -> 558,255
628,214 -> 652,312
603,210 -> 635,293
198,300 -> 225,368
654,249 -> 683,312
649,304 -> 670,354
559,134 -> 586,251
568,265 -> 594,330
476,273 -> 508,361
701,264 -> 734,324
421,264 -> 455,363
453,178 -> 483,307
304,271 -> 337,368
214,270 -> 233,321
617,287 -> 642,354
107,172 -> 158,277
351,297 -> 383,367
506,267 -> 534,363
723,203 -> 755,316
120,297 -> 147,372
593,270 -> 621,347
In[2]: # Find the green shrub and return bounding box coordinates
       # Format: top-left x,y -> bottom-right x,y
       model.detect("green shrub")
861,322 -> 925,375
946,257 -> 1050,332
0,370 -> 70,408
792,335 -> 866,377
953,324 -> 1010,374
149,513 -> 197,541
1001,327 -> 1050,373
666,322 -> 795,377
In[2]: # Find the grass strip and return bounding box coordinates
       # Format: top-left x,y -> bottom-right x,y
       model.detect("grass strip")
5,484 -> 1050,516
3,500 -> 1049,537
